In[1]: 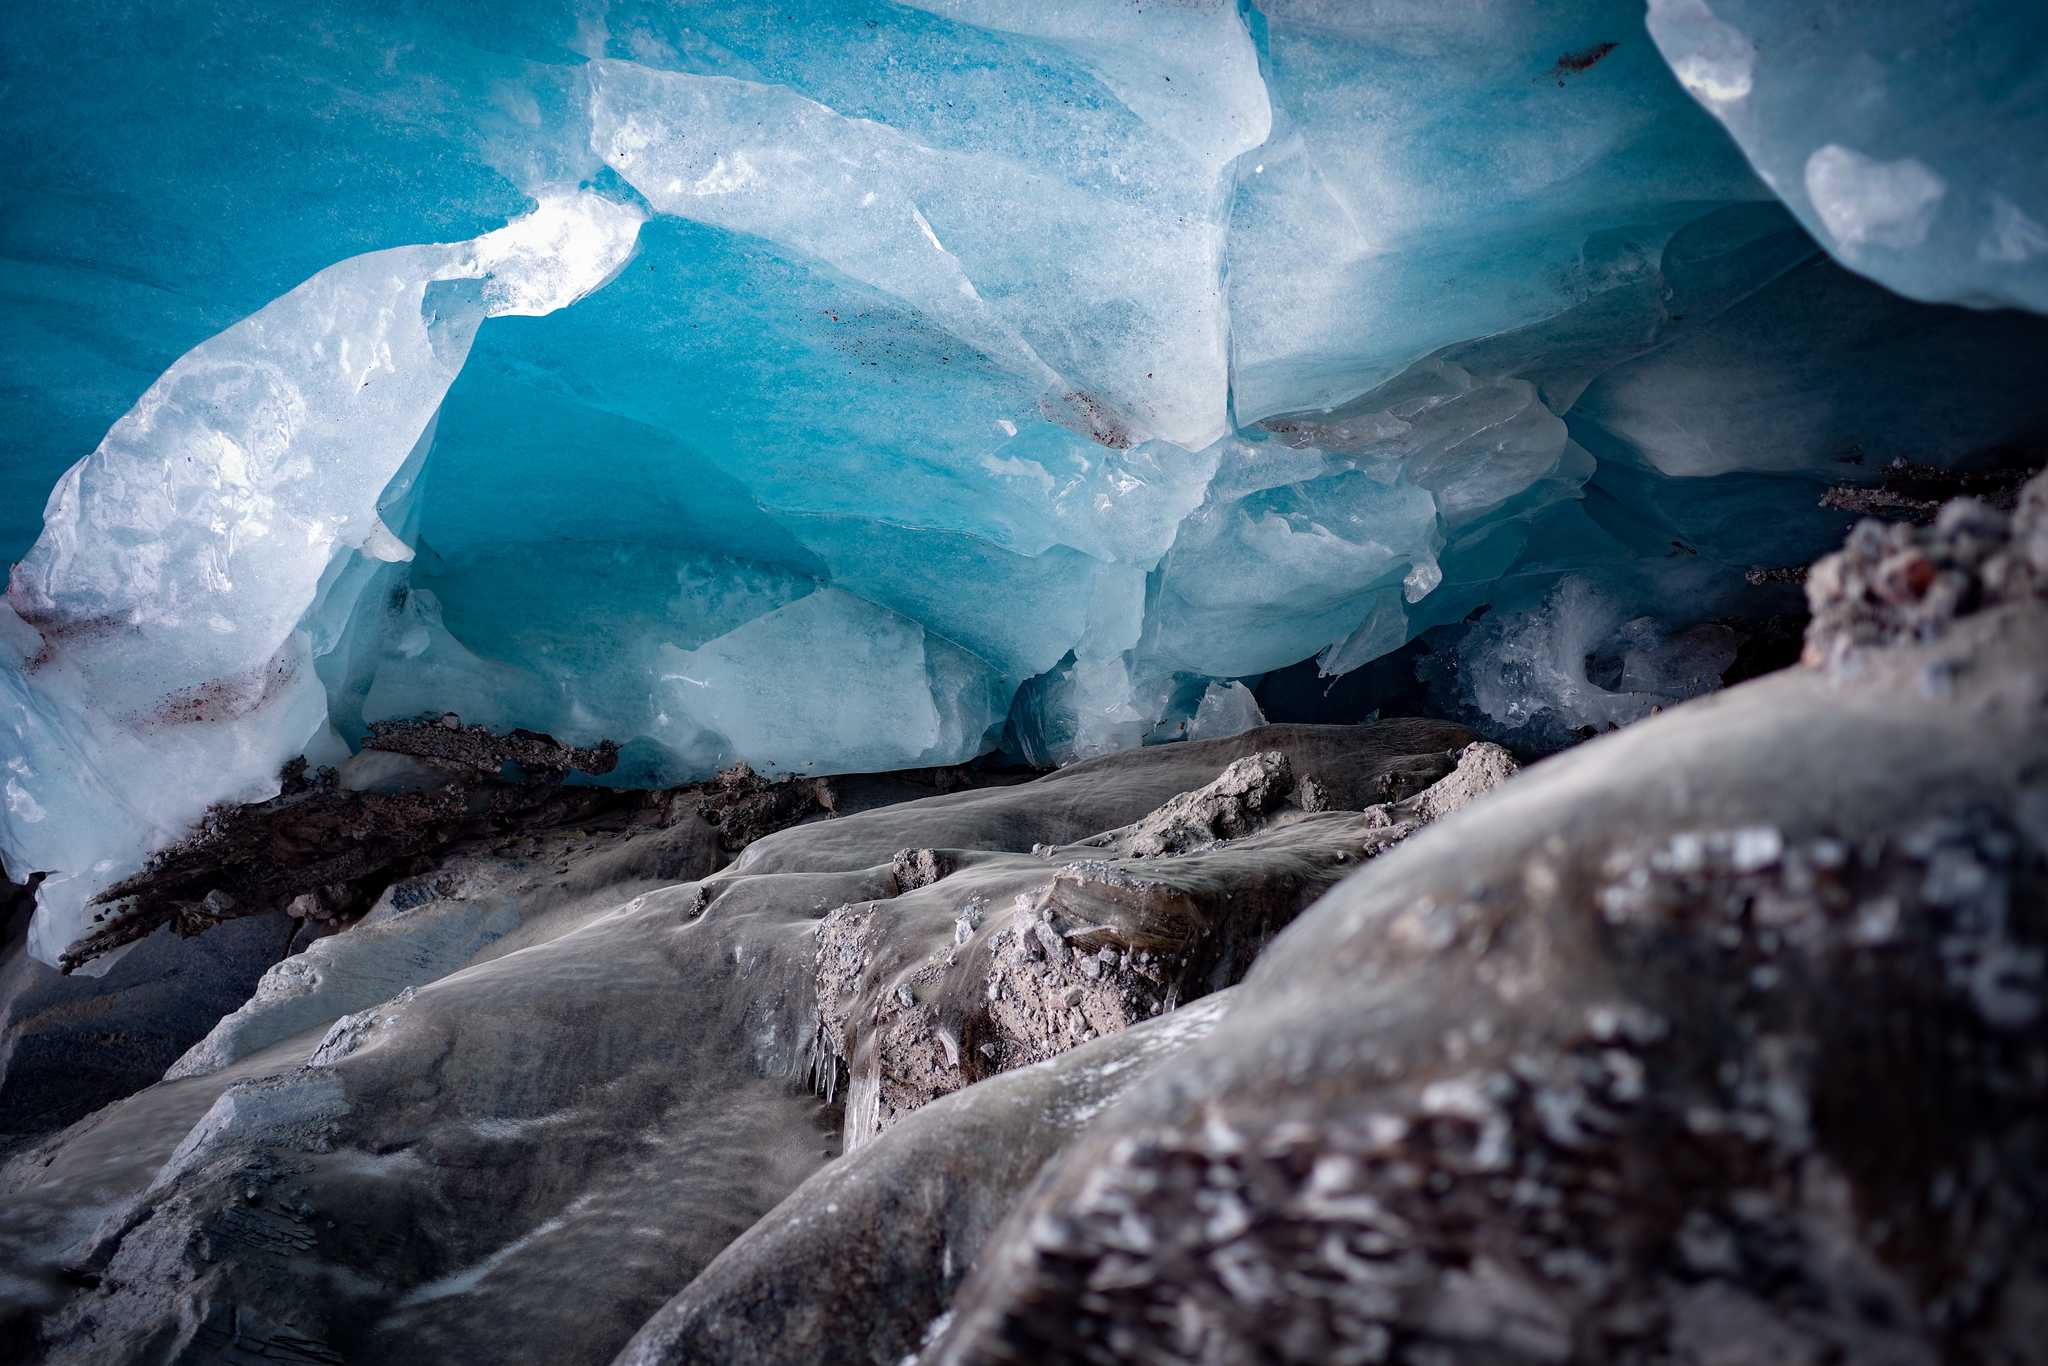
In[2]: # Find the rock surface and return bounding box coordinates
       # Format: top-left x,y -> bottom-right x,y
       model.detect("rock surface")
918,614 -> 2048,1364
55,717 -> 627,972
0,909 -> 293,1156
815,744 -> 1515,1150
1805,466 -> 2048,668
0,721 -> 1473,1365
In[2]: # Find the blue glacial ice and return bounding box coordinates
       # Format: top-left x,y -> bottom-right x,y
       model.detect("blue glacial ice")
3,194 -> 642,967
1647,0 -> 2048,312
3,0 -> 2047,967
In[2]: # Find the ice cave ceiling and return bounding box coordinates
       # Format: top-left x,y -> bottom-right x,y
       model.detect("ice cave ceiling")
3,0 -> 2046,967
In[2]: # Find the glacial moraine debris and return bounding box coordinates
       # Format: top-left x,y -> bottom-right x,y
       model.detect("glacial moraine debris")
695,763 -> 838,852
60,730 -> 843,972
816,743 -> 1519,1148
1805,466 -> 2048,669
1820,455 -> 2044,526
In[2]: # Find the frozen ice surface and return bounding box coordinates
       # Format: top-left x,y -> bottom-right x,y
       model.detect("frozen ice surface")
588,40 -> 1260,452
3,0 -> 2047,965
2,193 -> 642,969
1227,0 -> 1772,421
658,588 -> 1005,776
1186,683 -> 1267,744
1432,577 -> 1739,750
1648,0 -> 2048,311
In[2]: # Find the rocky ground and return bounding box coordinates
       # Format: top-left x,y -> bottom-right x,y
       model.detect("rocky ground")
2,473 -> 2044,1365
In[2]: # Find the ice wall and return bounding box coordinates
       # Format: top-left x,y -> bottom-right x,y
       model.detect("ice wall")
4,0 -> 2047,966
2,194 -> 641,967
1647,0 -> 2048,312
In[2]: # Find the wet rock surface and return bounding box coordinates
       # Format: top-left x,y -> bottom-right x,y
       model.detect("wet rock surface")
0,721 -> 1474,1365
600,533 -> 2048,1366
54,724 -> 944,975
916,603 -> 2048,1365
815,744 -> 1516,1150
57,717 -> 629,972
617,996 -> 1238,1366
0,908 -> 294,1157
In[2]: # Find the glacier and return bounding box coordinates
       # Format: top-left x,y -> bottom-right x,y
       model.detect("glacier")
1647,0 -> 2048,312
4,0 -> 2048,969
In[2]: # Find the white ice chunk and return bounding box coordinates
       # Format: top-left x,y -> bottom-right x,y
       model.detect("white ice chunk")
659,588 -> 1002,775
1186,681 -> 1266,743
1650,0 -> 1758,105
1804,146 -> 1946,256
470,191 -> 645,317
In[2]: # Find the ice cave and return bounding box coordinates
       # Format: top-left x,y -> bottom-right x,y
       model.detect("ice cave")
2,2 -> 2045,1363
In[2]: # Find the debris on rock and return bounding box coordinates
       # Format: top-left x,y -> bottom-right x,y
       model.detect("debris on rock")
695,764 -> 838,852
816,741 -> 1521,1149
61,734 -> 841,972
927,796 -> 2048,1365
362,715 -> 619,782
1820,456 -> 2043,525
1398,742 -> 1517,825
1805,466 -> 2048,669
1112,750 -> 1304,857
892,847 -> 954,894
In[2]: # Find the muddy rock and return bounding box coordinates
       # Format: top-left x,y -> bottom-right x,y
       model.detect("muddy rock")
1819,456 -> 2043,526
891,846 -> 955,893
1104,749 -> 1306,856
59,735 -> 863,974
60,718 -> 630,971
696,763 -> 839,852
1397,741 -> 1518,824
0,909 -> 294,1155
360,715 -> 619,781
